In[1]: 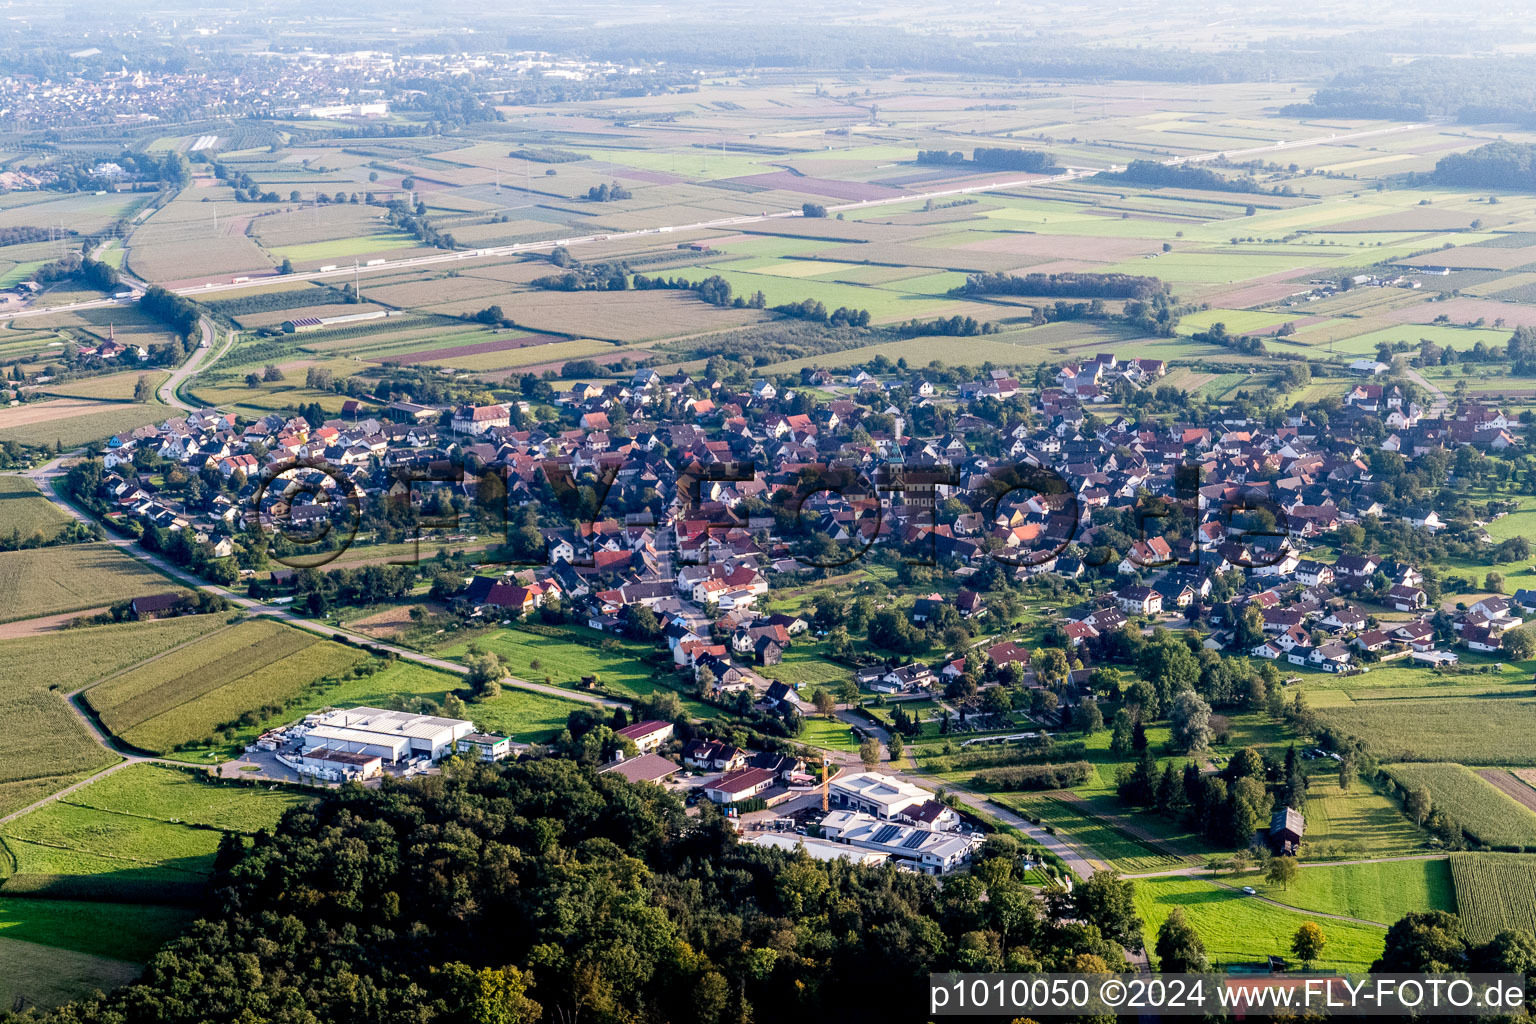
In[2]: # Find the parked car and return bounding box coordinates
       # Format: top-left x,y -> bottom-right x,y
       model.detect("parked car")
1241,886 -> 1257,895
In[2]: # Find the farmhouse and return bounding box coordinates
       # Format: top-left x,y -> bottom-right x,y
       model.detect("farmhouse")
129,592 -> 183,618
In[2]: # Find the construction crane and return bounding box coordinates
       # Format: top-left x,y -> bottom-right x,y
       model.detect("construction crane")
821,754 -> 833,812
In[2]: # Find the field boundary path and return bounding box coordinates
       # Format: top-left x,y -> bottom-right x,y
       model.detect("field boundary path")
1201,876 -> 1392,927
1122,852 -> 1449,879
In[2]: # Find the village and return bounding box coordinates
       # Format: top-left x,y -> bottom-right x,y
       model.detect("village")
80,351 -> 1527,691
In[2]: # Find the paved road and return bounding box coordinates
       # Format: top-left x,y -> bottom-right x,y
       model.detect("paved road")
157,317 -> 219,412
1403,365 -> 1450,419
1202,875 -> 1391,927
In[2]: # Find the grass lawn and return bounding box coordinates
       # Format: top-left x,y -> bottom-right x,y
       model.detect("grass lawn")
767,642 -> 852,691
2,801 -> 225,870
1134,877 -> 1388,970
434,623 -> 711,715
0,933 -> 142,1012
62,763 -> 311,833
800,716 -> 863,753
0,896 -> 191,962
1298,773 -> 1430,858
1222,859 -> 1454,926
467,687 -> 592,744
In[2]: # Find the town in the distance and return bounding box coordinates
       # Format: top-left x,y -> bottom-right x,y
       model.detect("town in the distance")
4,1 -> 1536,1021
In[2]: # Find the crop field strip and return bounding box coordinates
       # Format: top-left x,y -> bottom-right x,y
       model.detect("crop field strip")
1385,763 -> 1536,848
1449,854 -> 1536,942
0,544 -> 184,625
0,476 -> 73,540
84,619 -> 369,754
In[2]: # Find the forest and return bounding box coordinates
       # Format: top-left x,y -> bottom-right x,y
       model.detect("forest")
6,759 -> 1146,1024
1283,57 -> 1536,126
1432,141 -> 1536,191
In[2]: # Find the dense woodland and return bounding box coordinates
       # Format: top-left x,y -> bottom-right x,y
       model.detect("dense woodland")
1285,57 -> 1536,125
1432,141 -> 1536,191
7,760 -> 1144,1024
1096,160 -> 1262,194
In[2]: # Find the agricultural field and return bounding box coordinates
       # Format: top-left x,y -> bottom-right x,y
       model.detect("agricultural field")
0,933 -> 141,1014
1133,876 -> 1389,971
0,543 -> 182,624
1318,699 -> 1536,765
1449,854 -> 1536,942
0,763 -> 306,1008
0,615 -> 230,812
0,475 -> 73,540
0,399 -> 168,451
35,370 -> 167,401
82,619 -> 370,755
1385,763 -> 1536,849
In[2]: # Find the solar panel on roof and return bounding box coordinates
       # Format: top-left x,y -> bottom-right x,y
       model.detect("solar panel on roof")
901,832 -> 928,850
871,824 -> 902,844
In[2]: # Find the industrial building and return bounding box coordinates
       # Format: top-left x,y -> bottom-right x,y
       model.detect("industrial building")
818,810 -> 977,874
455,732 -> 513,762
296,746 -> 382,781
301,707 -> 474,764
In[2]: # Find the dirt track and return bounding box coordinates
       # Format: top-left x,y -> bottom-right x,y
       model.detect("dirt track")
0,607 -> 107,639
0,398 -> 120,429
1478,768 -> 1536,815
